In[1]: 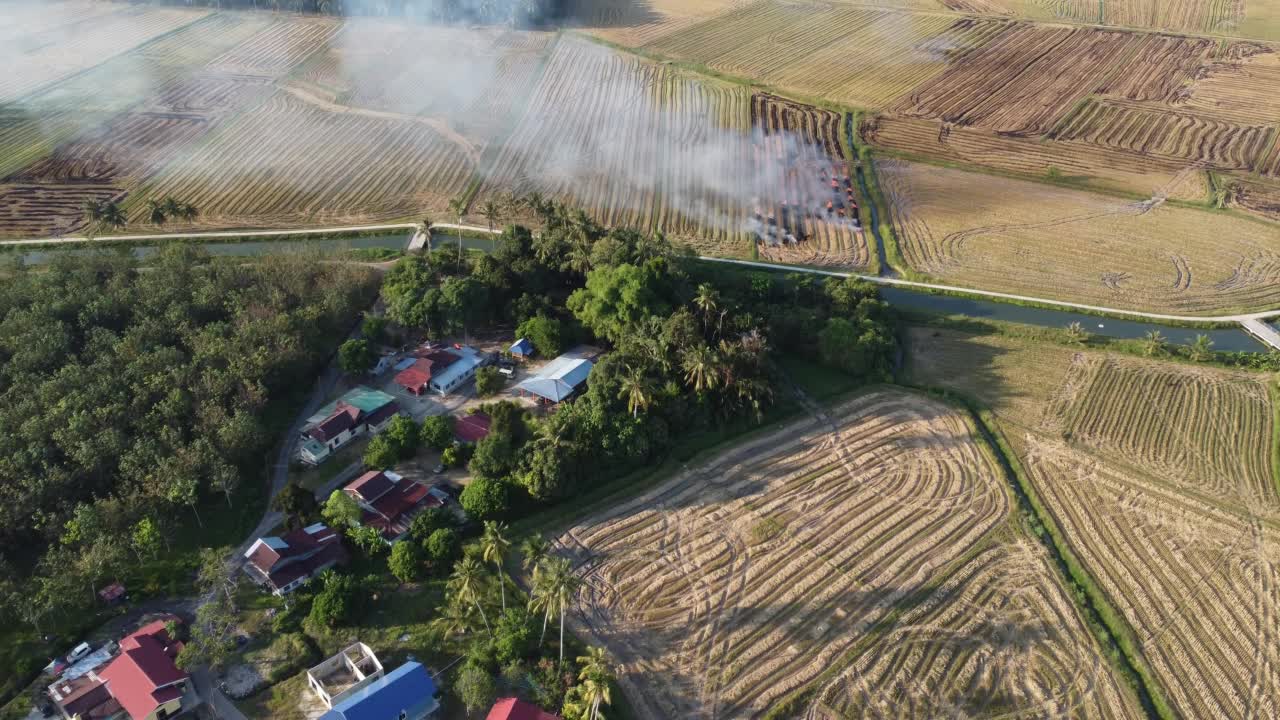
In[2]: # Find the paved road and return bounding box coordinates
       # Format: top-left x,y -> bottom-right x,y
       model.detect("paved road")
193,667 -> 250,720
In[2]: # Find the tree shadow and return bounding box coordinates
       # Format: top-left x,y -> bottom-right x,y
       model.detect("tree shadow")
570,571 -> 1061,719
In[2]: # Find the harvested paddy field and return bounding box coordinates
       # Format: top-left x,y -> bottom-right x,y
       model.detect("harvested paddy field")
128,89 -> 474,230
645,1 -> 1009,110
907,326 -> 1280,720
574,0 -> 750,47
477,38 -> 870,265
879,159 -> 1280,315
861,116 -> 1210,199
0,2 -> 209,103
558,389 -> 1139,719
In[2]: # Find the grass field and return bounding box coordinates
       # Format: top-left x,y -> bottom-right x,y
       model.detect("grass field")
879,159 -> 1280,315
558,388 -> 1140,718
906,326 -> 1280,720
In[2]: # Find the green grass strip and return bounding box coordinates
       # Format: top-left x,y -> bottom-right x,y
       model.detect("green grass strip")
909,384 -> 1176,720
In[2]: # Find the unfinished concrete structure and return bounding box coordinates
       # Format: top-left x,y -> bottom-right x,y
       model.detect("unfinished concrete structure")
307,643 -> 384,709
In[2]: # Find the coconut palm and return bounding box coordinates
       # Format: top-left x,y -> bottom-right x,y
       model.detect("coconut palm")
447,195 -> 467,253
480,520 -> 510,612
520,536 -> 549,579
617,365 -> 653,418
479,199 -> 503,232
145,199 -> 168,226
430,598 -> 473,641
573,648 -> 614,720
693,283 -> 719,333
541,556 -> 581,665
682,345 -> 721,393
98,201 -> 126,230
1187,334 -> 1214,362
448,557 -> 491,636
175,201 -> 198,222
1142,330 -> 1167,357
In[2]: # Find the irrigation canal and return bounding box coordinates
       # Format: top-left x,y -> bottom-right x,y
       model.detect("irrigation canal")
7,228 -> 1275,352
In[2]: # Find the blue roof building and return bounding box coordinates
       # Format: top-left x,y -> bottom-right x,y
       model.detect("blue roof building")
319,661 -> 440,720
509,338 -> 534,357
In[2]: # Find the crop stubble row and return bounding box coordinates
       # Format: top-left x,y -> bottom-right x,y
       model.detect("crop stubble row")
558,390 -> 1140,718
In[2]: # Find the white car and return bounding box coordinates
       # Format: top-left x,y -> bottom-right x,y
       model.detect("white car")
67,642 -> 92,664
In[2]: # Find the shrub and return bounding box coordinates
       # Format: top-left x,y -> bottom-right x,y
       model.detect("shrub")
475,366 -> 504,397
388,541 -> 423,583
460,477 -> 510,519
423,528 -> 460,569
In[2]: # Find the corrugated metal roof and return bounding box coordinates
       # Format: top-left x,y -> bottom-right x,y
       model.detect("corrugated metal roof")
321,661 -> 438,720
516,356 -> 593,402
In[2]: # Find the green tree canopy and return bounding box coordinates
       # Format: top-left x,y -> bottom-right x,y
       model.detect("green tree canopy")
515,314 -> 564,357
421,414 -> 456,451
322,490 -> 361,528
567,261 -> 673,344
388,541 -> 423,583
338,339 -> 375,374
460,477 -> 511,520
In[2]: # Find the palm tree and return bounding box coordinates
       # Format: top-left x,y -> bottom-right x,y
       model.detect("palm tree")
480,199 -> 503,232
520,536 -> 549,579
1142,330 -> 1167,357
98,201 -> 126,230
176,202 -> 198,222
693,283 -> 719,333
146,199 -> 168,226
82,199 -> 105,225
418,215 -> 434,252
542,556 -> 581,666
575,647 -> 614,720
480,521 -> 511,612
429,598 -> 473,641
617,365 -> 653,418
447,195 -> 467,254
682,345 -> 721,393
1187,334 -> 1214,362
448,557 -> 492,636
1064,321 -> 1089,346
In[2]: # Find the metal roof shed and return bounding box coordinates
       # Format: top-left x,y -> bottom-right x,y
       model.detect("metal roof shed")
515,356 -> 593,403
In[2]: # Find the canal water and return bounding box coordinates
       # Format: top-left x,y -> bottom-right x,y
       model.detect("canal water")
881,287 -> 1266,352
9,230 -> 1270,352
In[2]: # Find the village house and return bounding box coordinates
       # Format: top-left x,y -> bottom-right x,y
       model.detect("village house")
243,523 -> 347,595
453,412 -> 491,444
48,617 -> 193,720
393,344 -> 485,397
299,387 -> 401,466
315,658 -> 440,720
343,470 -> 442,542
486,698 -> 561,720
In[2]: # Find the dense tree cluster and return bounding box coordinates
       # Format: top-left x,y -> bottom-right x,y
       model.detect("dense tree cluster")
0,248 -> 378,636
381,198 -> 897,514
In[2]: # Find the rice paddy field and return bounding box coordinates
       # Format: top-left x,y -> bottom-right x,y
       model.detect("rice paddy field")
879,159 -> 1280,315
906,327 -> 1280,720
558,388 -> 1142,719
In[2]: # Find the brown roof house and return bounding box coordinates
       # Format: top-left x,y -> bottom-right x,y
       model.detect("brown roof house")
343,470 -> 442,543
299,386 -> 401,466
243,523 -> 347,596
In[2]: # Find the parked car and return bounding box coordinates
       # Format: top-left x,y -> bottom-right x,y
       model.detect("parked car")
66,642 -> 92,664
432,463 -> 446,475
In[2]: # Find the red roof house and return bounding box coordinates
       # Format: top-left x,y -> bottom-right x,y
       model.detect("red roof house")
308,403 -> 363,443
394,350 -> 460,396
344,471 -> 442,542
243,523 -> 347,595
97,618 -> 189,720
486,698 -> 561,720
454,412 -> 492,444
